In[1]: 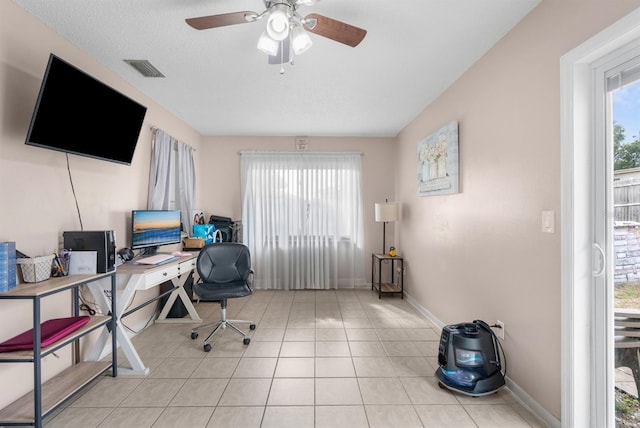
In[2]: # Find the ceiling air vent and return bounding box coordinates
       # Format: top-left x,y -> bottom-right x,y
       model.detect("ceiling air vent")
124,59 -> 165,78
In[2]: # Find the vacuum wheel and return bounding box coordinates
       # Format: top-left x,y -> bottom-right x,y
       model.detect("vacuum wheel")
438,382 -> 447,390
250,324 -> 256,330
243,337 -> 251,345
203,343 -> 212,352
191,331 -> 198,340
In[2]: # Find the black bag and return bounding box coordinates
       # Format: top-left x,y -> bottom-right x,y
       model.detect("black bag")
208,215 -> 233,242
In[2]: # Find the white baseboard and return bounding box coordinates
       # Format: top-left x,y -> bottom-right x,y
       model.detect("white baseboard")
506,375 -> 561,428
404,292 -> 446,331
404,291 -> 560,428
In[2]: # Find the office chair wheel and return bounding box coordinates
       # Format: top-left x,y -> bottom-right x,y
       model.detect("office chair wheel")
203,343 -> 212,352
191,331 -> 198,340
250,324 -> 256,330
243,337 -> 251,345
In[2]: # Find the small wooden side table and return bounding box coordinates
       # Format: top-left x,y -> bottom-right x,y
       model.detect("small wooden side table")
371,253 -> 404,299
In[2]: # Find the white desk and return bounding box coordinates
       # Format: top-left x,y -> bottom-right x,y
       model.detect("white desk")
87,254 -> 201,375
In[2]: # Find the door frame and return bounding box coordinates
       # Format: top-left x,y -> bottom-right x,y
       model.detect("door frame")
560,8 -> 640,428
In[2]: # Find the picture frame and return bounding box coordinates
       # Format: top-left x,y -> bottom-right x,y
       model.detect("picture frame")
417,121 -> 459,196
192,210 -> 205,225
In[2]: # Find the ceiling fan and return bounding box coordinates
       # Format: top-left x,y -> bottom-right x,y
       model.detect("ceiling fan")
185,0 -> 367,65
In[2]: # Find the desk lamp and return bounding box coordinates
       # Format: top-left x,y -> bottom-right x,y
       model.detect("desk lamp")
374,200 -> 399,254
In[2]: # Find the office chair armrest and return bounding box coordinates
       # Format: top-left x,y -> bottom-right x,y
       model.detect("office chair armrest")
245,269 -> 255,291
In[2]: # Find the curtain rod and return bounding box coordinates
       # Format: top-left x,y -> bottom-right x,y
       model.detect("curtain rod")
239,151 -> 363,156
150,126 -> 196,151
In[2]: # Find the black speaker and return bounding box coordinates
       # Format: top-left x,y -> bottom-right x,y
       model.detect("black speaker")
63,230 -> 116,273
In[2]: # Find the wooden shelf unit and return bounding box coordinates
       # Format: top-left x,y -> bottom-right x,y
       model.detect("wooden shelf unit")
0,361 -> 111,425
0,272 -> 117,427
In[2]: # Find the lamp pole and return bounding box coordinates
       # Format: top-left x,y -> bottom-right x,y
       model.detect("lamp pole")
382,221 -> 386,255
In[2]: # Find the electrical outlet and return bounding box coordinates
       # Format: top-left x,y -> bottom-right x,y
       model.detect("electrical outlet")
493,320 -> 505,340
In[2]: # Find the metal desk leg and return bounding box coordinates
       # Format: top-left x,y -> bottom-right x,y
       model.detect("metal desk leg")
33,298 -> 42,428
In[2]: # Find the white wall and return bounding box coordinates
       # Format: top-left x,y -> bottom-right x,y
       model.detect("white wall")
395,0 -> 640,420
0,1 -> 202,408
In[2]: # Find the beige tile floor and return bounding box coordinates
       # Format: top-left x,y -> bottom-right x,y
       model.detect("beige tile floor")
45,289 -> 548,427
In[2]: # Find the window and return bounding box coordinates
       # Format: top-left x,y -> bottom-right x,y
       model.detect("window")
241,152 -> 365,290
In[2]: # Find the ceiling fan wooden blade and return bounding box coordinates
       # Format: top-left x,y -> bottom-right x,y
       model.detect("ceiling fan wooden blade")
303,13 -> 367,47
185,11 -> 256,30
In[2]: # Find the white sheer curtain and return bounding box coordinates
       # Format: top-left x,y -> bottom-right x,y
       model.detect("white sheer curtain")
241,151 -> 365,290
176,142 -> 196,235
148,129 -> 174,209
148,128 -> 196,235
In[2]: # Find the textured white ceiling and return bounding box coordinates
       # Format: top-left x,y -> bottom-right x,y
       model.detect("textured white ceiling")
12,0 -> 540,137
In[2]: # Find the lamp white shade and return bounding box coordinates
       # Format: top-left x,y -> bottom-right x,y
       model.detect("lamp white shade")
257,31 -> 279,56
375,202 -> 399,222
291,25 -> 313,55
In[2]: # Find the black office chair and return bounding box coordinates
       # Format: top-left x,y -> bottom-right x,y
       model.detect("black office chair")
190,242 -> 256,352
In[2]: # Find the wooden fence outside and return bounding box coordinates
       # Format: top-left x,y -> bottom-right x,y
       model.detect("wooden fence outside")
615,178 -> 640,222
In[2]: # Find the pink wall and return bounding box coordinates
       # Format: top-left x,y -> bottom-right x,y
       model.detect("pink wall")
3,0 -> 640,421
0,2 -> 395,407
395,0 -> 640,419
199,136 -> 396,278
0,1 -> 202,407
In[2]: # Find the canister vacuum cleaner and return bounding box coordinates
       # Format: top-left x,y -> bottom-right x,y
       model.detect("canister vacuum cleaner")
435,319 -> 506,396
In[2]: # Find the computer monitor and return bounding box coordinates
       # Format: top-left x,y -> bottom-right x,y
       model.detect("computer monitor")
131,210 -> 181,254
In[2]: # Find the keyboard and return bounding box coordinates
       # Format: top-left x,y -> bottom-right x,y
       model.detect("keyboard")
136,254 -> 176,265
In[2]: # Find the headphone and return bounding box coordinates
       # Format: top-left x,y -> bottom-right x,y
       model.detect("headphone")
118,247 -> 134,262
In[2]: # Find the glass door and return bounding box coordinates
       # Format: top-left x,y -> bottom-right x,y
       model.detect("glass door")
609,60 -> 640,427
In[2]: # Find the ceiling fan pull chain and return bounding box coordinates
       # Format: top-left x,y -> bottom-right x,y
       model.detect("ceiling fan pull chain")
280,39 -> 286,74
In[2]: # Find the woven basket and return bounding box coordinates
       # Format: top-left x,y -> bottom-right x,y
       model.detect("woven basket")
16,255 -> 54,283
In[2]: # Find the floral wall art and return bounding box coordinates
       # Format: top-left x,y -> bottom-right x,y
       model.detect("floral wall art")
417,121 -> 459,196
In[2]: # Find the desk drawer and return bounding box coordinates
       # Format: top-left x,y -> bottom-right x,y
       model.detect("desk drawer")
144,265 -> 180,288
178,259 -> 197,274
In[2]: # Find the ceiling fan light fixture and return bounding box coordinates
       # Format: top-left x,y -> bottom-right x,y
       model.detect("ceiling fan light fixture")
257,31 -> 279,56
291,24 -> 312,55
185,1 -> 368,66
266,4 -> 291,41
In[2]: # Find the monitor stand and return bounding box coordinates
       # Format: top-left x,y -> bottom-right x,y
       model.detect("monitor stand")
140,246 -> 159,256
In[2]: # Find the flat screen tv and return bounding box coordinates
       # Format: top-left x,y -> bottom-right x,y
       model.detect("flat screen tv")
25,54 -> 147,165
131,210 -> 182,254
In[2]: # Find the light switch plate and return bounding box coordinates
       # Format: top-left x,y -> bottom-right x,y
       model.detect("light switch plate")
542,210 -> 555,233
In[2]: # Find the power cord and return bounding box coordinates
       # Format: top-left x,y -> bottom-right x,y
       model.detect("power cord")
79,303 -> 96,316
66,153 -> 84,231
485,322 -> 508,377
473,320 -> 507,377
78,285 -> 161,334
120,300 -> 159,335
79,285 -> 100,315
